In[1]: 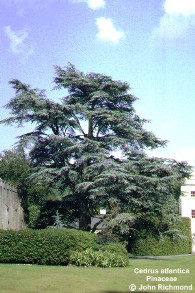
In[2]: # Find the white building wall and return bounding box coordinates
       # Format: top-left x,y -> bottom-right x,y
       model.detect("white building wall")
180,171 -> 195,253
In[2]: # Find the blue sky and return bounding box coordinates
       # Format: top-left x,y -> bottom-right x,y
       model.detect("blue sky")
1,0 -> 195,165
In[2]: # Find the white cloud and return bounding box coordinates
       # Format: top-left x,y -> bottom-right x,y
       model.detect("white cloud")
96,17 -> 125,43
153,14 -> 189,42
70,0 -> 105,10
4,26 -> 34,59
87,0 -> 105,9
153,0 -> 195,43
164,0 -> 195,16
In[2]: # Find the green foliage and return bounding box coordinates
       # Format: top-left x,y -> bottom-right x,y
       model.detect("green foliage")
131,217 -> 192,256
0,229 -> 97,265
28,205 -> 41,228
70,248 -> 129,267
0,64 -> 192,233
34,200 -> 77,229
51,210 -> 66,228
96,230 -> 121,245
0,149 -> 30,186
104,212 -> 136,239
100,242 -> 128,256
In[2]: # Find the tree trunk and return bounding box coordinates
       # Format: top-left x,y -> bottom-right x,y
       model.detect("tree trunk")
79,212 -> 91,231
88,115 -> 93,139
78,196 -> 91,231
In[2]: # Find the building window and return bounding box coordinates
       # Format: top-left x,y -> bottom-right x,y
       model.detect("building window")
191,191 -> 195,197
192,210 -> 195,218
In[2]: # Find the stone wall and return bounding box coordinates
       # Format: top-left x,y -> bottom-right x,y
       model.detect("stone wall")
0,179 -> 26,230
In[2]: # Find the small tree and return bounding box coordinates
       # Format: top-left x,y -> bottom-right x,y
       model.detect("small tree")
0,148 -> 30,186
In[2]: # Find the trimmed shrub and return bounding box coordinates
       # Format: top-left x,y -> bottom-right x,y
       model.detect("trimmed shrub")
100,242 -> 128,256
0,228 -> 129,266
131,217 -> 192,256
70,248 -> 129,267
0,228 -> 97,265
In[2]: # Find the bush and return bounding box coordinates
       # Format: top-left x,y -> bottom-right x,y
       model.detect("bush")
0,228 -> 129,266
0,228 -> 97,265
131,217 -> 192,256
70,248 -> 129,267
100,242 -> 128,256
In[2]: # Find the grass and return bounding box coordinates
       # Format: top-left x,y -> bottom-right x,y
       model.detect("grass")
0,255 -> 194,293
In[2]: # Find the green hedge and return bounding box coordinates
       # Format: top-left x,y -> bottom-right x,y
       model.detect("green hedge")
0,228 -> 97,265
131,217 -> 192,256
0,228 -> 129,266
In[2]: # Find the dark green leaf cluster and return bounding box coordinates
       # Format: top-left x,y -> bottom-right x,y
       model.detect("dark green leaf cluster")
0,228 -> 97,265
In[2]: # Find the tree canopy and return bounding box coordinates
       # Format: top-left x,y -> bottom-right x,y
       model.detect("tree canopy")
1,64 -> 192,233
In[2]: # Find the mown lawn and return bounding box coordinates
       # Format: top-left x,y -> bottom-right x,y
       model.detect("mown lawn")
0,255 -> 194,293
